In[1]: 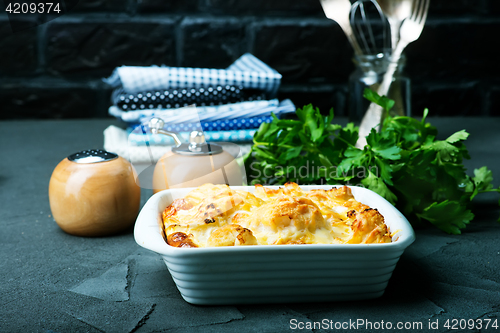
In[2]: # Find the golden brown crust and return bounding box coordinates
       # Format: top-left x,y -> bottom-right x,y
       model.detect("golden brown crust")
347,208 -> 392,244
207,224 -> 258,247
167,232 -> 199,248
162,199 -> 193,224
162,183 -> 392,247
249,196 -> 325,230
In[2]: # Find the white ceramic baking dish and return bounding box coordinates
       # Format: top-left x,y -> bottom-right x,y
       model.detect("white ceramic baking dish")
134,185 -> 415,305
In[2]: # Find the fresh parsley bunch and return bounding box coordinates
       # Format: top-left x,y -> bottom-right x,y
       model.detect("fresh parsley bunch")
244,90 -> 500,234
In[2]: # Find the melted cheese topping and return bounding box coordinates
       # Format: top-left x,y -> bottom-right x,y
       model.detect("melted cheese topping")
162,182 -> 392,247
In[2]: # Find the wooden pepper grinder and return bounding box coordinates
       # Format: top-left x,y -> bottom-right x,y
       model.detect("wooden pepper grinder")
49,149 -> 141,236
149,118 -> 245,193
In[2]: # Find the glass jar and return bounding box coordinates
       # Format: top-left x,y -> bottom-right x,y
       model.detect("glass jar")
348,52 -> 411,123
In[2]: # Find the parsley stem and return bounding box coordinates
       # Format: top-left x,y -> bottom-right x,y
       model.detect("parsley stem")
332,135 -> 355,148
252,141 -> 295,149
253,140 -> 323,155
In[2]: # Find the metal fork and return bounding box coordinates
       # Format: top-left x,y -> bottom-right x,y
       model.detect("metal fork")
319,0 -> 364,56
377,0 -> 414,51
355,0 -> 429,149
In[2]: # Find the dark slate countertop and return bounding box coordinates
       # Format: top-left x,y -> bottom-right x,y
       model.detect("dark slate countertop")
1,118 -> 499,333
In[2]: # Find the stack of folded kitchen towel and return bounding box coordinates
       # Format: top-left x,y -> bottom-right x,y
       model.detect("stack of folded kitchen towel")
103,53 -> 295,162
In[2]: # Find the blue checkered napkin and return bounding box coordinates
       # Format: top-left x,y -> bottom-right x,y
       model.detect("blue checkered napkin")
109,99 -> 295,124
128,128 -> 258,145
103,53 -> 282,96
133,115 -> 273,132
226,53 -> 281,96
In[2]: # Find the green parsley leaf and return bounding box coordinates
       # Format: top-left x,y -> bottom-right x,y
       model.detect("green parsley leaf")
283,145 -> 303,161
467,166 -> 494,200
446,129 -> 469,144
361,171 -> 398,205
417,200 -> 474,234
363,88 -> 395,112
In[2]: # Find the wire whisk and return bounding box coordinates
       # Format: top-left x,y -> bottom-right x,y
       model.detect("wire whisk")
350,0 -> 391,56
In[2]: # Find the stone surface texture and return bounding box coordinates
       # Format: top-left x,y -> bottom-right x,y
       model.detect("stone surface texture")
0,118 -> 499,332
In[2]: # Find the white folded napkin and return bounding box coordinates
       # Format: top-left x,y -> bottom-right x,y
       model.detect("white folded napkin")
108,99 -> 295,124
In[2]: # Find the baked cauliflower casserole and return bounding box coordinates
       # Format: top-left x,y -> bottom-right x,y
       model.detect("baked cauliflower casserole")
162,182 -> 392,247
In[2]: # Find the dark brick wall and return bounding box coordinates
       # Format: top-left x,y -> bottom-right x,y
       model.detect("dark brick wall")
0,0 -> 499,119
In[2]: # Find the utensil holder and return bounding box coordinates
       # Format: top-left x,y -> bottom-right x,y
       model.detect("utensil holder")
348,53 -> 411,123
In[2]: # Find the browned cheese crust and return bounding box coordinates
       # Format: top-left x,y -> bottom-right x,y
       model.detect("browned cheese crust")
162,182 -> 392,247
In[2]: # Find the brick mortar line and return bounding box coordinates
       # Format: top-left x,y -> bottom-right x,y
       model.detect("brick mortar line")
0,77 -> 110,89
174,15 -> 183,67
1,77 -> 499,90
36,22 -> 47,74
2,14 -> 499,33
2,12 -> 499,22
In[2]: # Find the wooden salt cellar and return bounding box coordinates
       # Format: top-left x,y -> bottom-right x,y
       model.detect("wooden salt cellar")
49,149 -> 141,236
